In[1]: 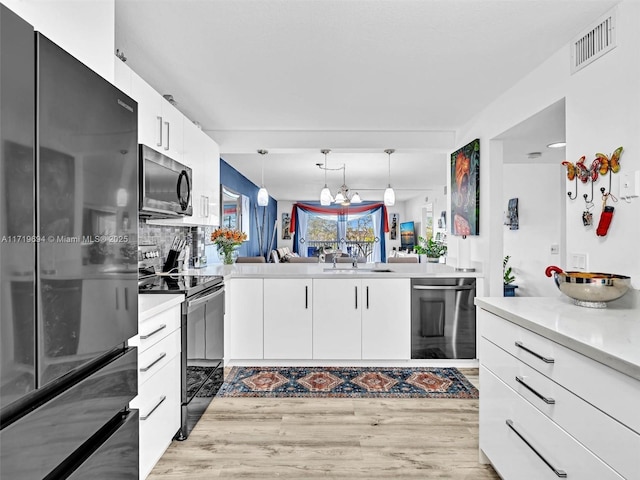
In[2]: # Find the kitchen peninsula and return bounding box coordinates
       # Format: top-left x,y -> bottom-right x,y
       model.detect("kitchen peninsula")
176,262 -> 483,364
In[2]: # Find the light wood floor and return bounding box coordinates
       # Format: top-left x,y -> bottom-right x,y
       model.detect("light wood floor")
148,368 -> 499,479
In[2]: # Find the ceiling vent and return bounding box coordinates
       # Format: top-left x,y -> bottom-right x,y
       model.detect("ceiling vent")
571,8 -> 617,74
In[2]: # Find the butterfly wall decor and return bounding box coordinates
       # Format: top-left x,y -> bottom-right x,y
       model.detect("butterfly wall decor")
562,156 -> 601,183
561,146 -> 623,184
595,146 -> 623,174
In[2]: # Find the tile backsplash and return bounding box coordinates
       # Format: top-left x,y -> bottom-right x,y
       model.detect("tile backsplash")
139,222 -> 191,264
139,222 -> 218,267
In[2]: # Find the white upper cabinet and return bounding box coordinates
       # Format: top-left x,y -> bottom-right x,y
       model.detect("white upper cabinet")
201,134 -> 220,226
113,58 -> 132,97
131,70 -> 183,162
118,57 -> 220,227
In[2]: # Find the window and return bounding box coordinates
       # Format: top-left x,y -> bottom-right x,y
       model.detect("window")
304,212 -> 376,260
292,202 -> 388,262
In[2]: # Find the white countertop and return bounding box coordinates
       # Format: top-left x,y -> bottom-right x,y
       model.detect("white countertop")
475,291 -> 640,381
139,293 -> 184,321
180,262 -> 483,279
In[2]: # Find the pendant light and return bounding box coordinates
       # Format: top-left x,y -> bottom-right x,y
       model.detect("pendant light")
319,149 -> 333,206
257,149 -> 269,206
383,148 -> 396,206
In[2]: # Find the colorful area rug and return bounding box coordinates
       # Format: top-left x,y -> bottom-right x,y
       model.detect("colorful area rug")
217,366 -> 478,399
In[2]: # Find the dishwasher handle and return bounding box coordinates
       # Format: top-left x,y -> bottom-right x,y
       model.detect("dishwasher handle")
187,285 -> 225,308
412,285 -> 474,291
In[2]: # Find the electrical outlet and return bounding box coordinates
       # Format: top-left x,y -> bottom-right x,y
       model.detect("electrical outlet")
550,244 -> 559,255
571,253 -> 588,270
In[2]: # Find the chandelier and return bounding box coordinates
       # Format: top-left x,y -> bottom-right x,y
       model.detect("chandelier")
317,149 -> 361,206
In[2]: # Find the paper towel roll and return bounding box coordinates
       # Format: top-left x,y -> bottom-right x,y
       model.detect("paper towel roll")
457,236 -> 472,270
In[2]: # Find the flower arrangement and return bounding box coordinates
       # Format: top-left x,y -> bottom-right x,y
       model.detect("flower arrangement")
211,227 -> 247,264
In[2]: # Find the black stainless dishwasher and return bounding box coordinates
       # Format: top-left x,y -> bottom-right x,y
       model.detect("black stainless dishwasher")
411,278 -> 476,359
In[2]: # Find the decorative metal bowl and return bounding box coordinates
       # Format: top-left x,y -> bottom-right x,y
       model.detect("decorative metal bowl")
545,266 -> 631,308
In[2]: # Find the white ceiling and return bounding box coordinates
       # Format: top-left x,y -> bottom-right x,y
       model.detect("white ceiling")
114,0 -> 617,202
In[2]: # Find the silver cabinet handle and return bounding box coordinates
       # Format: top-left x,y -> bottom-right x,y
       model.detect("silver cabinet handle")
156,116 -> 163,147
140,395 -> 166,421
140,352 -> 166,372
515,376 -> 555,404
305,285 -> 308,309
366,286 -> 369,309
506,419 -> 567,477
164,121 -> 170,150
515,341 -> 555,364
140,324 -> 167,340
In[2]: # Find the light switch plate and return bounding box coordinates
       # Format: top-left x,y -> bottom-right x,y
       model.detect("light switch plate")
571,253 -> 588,270
550,244 -> 560,255
620,170 -> 640,199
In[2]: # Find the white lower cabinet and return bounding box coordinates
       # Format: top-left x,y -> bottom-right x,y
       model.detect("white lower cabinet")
312,278 -> 410,360
264,279 -> 312,359
134,352 -> 180,480
228,278 -> 264,359
478,308 -> 639,480
480,366 -> 623,480
313,278 -> 362,359
361,278 -> 410,359
228,277 -> 411,361
130,301 -> 182,480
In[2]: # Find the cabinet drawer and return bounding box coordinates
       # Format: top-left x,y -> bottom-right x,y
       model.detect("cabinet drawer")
480,366 -> 623,480
131,354 -> 180,480
137,329 -> 180,387
135,303 -> 181,352
479,309 -> 640,434
481,337 -> 640,480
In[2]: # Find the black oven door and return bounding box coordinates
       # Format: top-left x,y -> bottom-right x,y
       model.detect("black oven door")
177,283 -> 224,440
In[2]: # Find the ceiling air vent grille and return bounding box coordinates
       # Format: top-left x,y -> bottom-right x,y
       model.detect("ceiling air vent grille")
571,9 -> 617,74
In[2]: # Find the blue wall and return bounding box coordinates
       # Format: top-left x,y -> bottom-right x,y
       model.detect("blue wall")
219,158 -> 278,258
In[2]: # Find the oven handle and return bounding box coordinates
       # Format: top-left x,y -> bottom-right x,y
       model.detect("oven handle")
412,285 -> 474,291
187,286 -> 225,308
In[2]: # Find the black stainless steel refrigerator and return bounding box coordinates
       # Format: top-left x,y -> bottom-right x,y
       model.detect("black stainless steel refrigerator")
0,6 -> 139,478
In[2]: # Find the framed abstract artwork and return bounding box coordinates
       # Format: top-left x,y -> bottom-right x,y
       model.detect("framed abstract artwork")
451,138 -> 480,236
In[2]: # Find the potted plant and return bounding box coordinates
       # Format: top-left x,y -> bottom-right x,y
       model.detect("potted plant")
503,255 -> 518,296
415,237 -> 447,263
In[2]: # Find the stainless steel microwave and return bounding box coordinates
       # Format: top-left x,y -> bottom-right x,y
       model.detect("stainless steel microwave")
139,144 -> 193,218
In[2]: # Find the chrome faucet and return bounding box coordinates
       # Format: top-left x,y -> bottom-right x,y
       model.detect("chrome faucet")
333,255 -> 337,269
